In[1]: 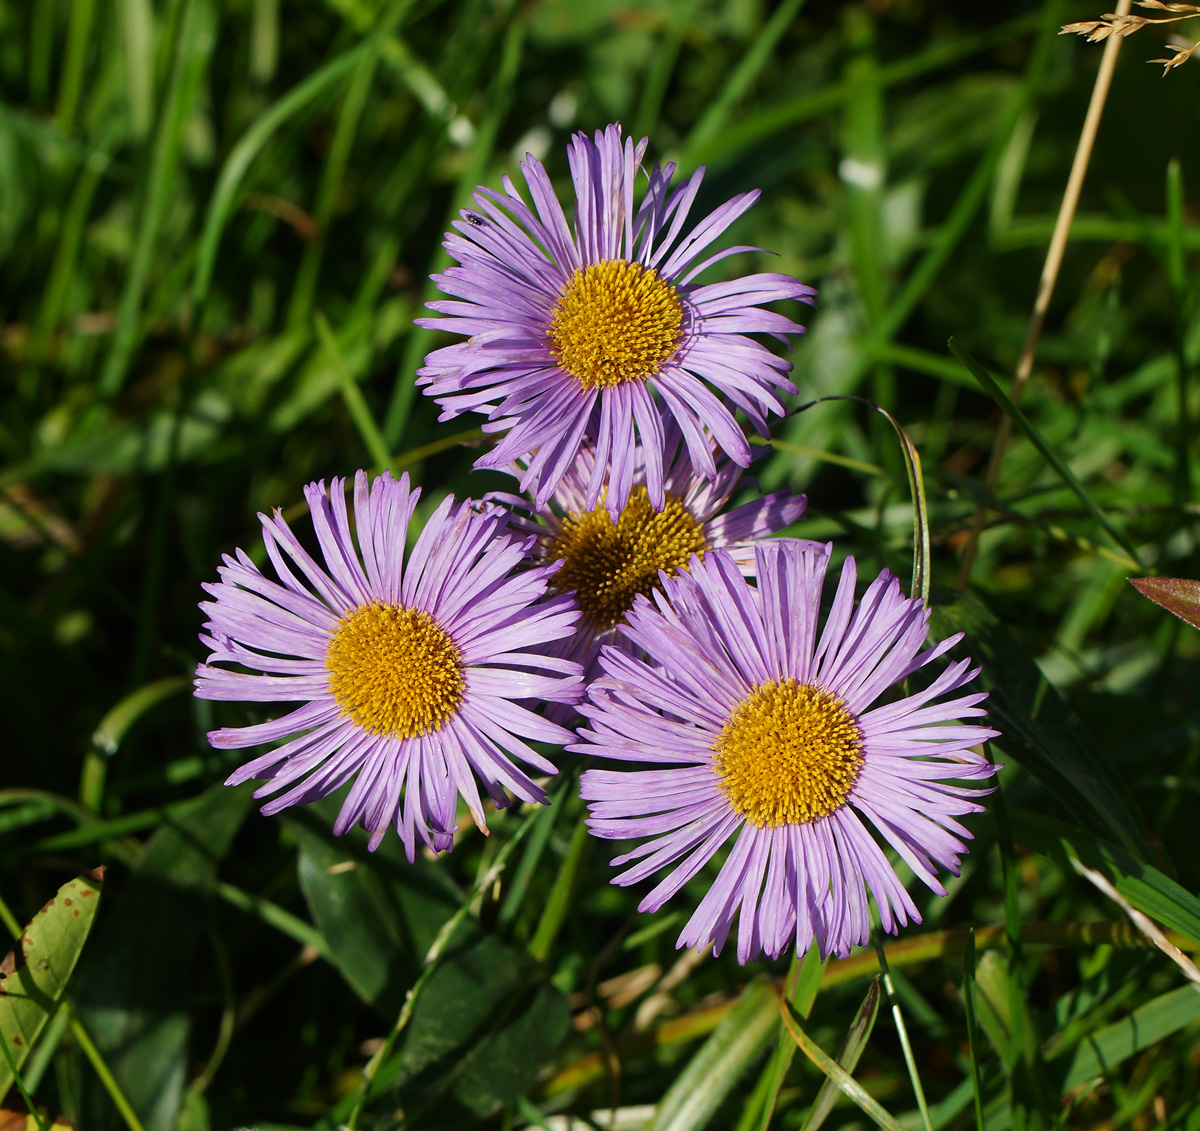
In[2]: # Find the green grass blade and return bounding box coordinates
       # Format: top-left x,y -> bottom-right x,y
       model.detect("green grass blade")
1059,985 -> 1200,1092
99,0 -> 208,397
692,12 -> 1039,168
286,51 -> 379,329
962,930 -> 986,1131
647,978 -> 781,1131
527,812 -> 590,963
55,0 -> 97,133
383,16 -> 525,448
802,976 -> 881,1131
947,336 -> 1143,568
746,945 -> 823,1131
930,588 -> 1150,856
677,0 -> 806,166
873,941 -> 932,1131
1010,811 -> 1200,950
780,997 -> 906,1131
192,24 -> 400,307
314,311 -> 393,471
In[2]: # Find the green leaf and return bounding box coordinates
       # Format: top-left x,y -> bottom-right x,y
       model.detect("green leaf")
971,951 -> 1055,1127
1011,811 -> 1200,950
803,977 -> 882,1131
0,869 -> 104,1101
647,977 -> 780,1131
1060,984 -> 1200,1092
743,946 -> 823,1131
75,784 -> 252,1131
930,588 -> 1150,857
395,935 -> 568,1119
1129,577 -> 1200,632
285,805 -> 460,1014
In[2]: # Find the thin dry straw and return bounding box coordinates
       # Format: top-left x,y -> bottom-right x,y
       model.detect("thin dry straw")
957,0 -> 1134,587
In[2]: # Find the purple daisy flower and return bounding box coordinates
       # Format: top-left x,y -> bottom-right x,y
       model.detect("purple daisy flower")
573,541 -> 997,964
491,419 -> 808,685
194,470 -> 583,859
416,122 -> 815,517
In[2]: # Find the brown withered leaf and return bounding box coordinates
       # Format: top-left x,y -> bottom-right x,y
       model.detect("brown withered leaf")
1129,576 -> 1200,630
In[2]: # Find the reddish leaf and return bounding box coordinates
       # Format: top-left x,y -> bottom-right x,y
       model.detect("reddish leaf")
1129,577 -> 1200,632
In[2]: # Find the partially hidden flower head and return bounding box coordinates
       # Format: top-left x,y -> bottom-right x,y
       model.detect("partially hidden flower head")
416,122 -> 816,517
195,471 -> 583,860
574,542 -> 997,964
492,418 -> 809,685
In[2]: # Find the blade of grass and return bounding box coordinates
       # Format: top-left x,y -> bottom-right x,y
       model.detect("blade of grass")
80,675 -> 189,811
633,1 -> 691,142
947,337 -> 1143,568
192,11 -> 408,308
873,937 -> 932,1131
0,1024 -> 50,1131
99,0 -> 204,397
693,12 -> 1041,168
780,997 -> 906,1131
527,812 -> 591,963
55,0 -> 96,133
962,930 -> 986,1131
802,976 -> 881,1131
383,15 -> 525,449
957,0 -> 1133,584
1166,158 -> 1193,505
676,0 -> 807,165
314,311 -> 393,472
648,979 -> 781,1131
286,49 -> 380,328
743,945 -> 823,1131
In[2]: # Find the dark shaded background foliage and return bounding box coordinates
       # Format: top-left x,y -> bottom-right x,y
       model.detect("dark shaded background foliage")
2,0 -> 1200,1128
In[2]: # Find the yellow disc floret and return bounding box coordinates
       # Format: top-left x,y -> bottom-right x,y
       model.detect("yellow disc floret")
549,487 -> 706,629
548,258 -> 684,389
713,680 -> 863,828
326,603 -> 465,738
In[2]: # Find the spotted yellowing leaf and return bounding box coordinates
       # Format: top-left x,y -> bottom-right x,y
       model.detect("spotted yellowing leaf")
1129,577 -> 1200,631
0,869 -> 104,1103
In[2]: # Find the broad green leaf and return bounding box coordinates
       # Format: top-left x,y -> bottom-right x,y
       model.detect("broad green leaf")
1060,984 -> 1200,1091
0,869 -> 104,1101
647,977 -> 780,1131
803,977 -> 882,1131
75,784 -> 252,1131
393,935 -> 567,1120
1130,577 -> 1200,632
930,589 -> 1149,857
285,805 -> 460,1015
1011,811 -> 1200,950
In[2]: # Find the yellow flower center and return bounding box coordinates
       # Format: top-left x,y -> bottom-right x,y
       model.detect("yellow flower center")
713,680 -> 863,828
325,603 -> 465,738
549,487 -> 707,629
548,258 -> 684,389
